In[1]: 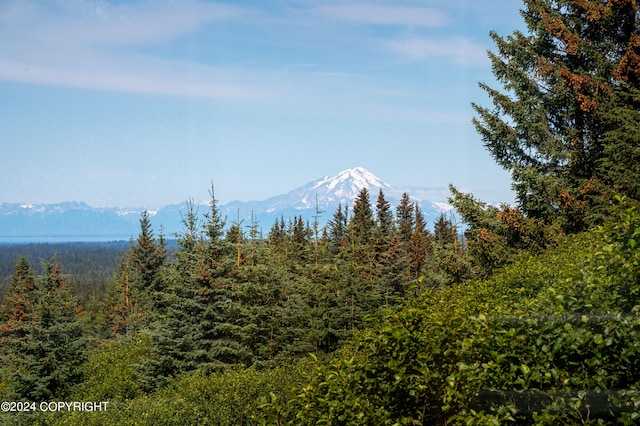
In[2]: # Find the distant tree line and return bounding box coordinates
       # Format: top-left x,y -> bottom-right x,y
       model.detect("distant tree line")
0,241 -> 128,304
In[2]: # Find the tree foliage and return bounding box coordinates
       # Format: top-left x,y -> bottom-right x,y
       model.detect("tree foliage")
472,0 -> 640,233
0,258 -> 86,401
269,201 -> 640,424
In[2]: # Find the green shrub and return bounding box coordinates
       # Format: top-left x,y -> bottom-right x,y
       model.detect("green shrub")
36,358 -> 308,426
270,204 -> 640,424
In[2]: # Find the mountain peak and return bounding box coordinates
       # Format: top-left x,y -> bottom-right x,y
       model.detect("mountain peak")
0,167 -> 454,241
222,166 -> 452,230
242,167 -> 395,213
311,167 -> 391,196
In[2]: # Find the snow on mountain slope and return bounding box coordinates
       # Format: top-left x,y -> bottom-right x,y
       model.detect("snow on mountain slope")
222,167 -> 453,228
309,166 -> 393,201
265,166 -> 396,210
0,167 -> 455,241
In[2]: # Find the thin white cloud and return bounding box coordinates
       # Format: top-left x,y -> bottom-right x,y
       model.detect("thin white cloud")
0,0 -> 261,99
0,0 -> 485,119
384,37 -> 488,66
0,56 -> 266,100
313,4 -> 449,27
3,0 -> 243,47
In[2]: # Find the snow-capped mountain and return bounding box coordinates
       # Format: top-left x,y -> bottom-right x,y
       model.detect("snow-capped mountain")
227,167 -> 395,213
306,166 -> 394,206
0,202 -> 142,241
222,166 -> 452,229
0,167 -> 454,242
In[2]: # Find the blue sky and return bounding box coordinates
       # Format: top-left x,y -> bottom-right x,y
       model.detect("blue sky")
0,0 -> 525,208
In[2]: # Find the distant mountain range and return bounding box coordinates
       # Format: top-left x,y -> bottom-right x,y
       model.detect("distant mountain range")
0,167 -> 455,242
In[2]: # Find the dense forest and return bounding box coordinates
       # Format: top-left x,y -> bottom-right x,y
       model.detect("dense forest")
0,241 -> 129,303
1,0 -> 639,424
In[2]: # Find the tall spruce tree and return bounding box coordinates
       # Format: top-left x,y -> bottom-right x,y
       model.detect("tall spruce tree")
408,204 -> 432,281
129,210 -> 166,293
195,186 -> 251,373
348,187 -> 375,271
290,216 -> 310,263
381,193 -> 415,293
374,189 -> 394,250
372,190 -> 395,289
135,200 -> 203,390
0,258 -> 86,400
268,217 -> 286,250
395,193 -> 414,246
327,203 -> 348,255
101,210 -> 166,337
434,213 -> 457,246
350,187 -> 375,246
471,0 -> 640,232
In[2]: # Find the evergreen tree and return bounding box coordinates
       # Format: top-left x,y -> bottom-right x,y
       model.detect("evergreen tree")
434,213 -> 457,246
135,200 -> 204,389
395,193 -> 414,245
268,217 -> 286,251
0,257 -> 37,337
350,187 -> 375,246
372,190 -> 396,296
290,216 -> 310,262
101,210 -> 166,337
374,189 -> 394,251
472,0 -> 640,232
226,214 -> 245,269
426,212 -> 472,287
449,185 -> 548,277
129,210 -> 166,293
408,205 -> 432,282
177,199 -> 201,255
374,193 -> 415,297
99,257 -> 142,338
327,203 -> 348,255
194,188 -> 251,373
0,258 -> 86,400
199,184 -> 230,282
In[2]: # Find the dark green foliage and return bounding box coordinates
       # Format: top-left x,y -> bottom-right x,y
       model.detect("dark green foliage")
99,211 -> 166,338
350,188 -> 375,247
472,0 -> 640,233
0,258 -> 87,401
129,210 -> 166,294
450,184 -> 553,277
373,190 -> 394,256
289,216 -> 311,263
327,203 -> 348,255
395,192 -> 414,245
270,201 -> 640,424
408,205 -> 431,281
267,216 -> 287,250
433,213 -> 456,246
0,241 -> 127,303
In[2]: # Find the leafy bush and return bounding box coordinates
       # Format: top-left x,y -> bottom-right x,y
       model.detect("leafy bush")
35,357 -> 309,426
267,203 -> 640,424
74,334 -> 155,401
